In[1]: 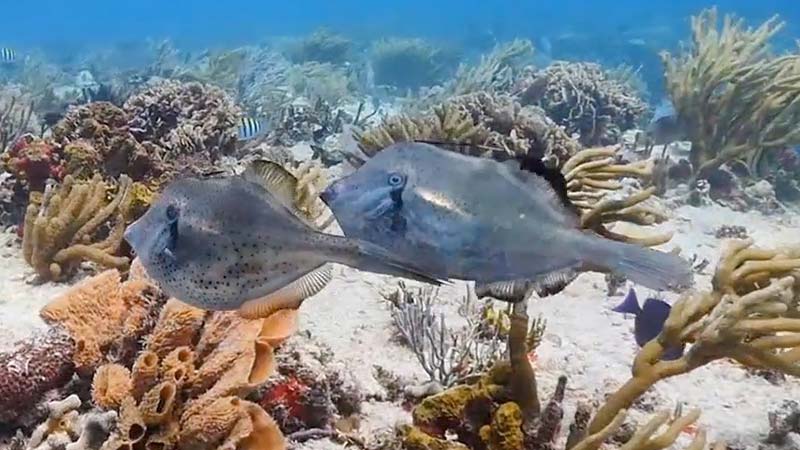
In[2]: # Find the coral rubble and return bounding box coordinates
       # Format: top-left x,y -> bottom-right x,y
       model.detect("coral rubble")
22,174 -> 133,281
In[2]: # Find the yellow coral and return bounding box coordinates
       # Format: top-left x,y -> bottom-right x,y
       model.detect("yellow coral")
92,363 -> 132,409
118,397 -> 146,443
480,403 -> 524,450
587,238 -> 800,435
131,351 -> 160,402
139,381 -> 177,425
23,173 -> 133,281
178,397 -> 244,450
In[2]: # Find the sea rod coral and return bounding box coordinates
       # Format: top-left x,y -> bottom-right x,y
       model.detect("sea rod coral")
661,7 -> 800,180
22,174 -> 133,281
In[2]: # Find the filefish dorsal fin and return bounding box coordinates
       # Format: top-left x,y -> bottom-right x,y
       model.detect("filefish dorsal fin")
243,159 -> 320,225
238,264 -> 333,318
500,159 -> 578,226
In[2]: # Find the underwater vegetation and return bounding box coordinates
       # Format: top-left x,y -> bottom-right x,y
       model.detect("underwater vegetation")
516,61 -> 648,147
3,4 -> 800,450
370,38 -> 458,92
399,237 -> 800,450
661,7 -> 800,182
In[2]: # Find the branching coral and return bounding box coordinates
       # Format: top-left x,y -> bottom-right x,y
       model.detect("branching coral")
517,61 -> 647,146
356,92 -> 579,168
177,49 -> 248,95
661,8 -> 800,179
384,282 -> 506,387
562,146 -> 673,247
0,89 -> 35,151
287,28 -> 352,65
586,238 -> 800,436
123,79 -> 241,161
286,62 -> 353,107
369,38 -> 454,91
22,174 -> 133,281
27,394 -> 118,450
448,39 -> 534,97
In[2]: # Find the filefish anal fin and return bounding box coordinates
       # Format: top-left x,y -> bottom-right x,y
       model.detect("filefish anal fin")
238,264 -> 333,319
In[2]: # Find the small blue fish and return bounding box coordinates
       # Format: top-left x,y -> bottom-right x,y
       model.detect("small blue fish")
612,288 -> 685,360
237,117 -> 266,140
0,48 -> 15,63
642,98 -> 686,146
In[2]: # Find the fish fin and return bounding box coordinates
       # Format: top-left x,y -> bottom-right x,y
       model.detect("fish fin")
612,288 -> 642,315
500,159 -> 579,226
475,269 -> 577,302
243,159 -> 327,228
578,233 -> 694,292
238,264 -> 332,319
243,159 -> 299,206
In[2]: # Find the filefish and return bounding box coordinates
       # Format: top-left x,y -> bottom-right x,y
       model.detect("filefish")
612,288 -> 685,360
320,142 -> 693,296
237,117 -> 266,140
0,48 -> 15,63
124,160 -> 441,319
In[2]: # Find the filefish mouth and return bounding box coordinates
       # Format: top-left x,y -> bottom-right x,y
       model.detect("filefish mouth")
123,220 -> 144,254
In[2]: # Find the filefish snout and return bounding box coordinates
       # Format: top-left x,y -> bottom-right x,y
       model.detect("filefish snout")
123,219 -> 146,253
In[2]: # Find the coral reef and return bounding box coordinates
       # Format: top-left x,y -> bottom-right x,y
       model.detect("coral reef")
356,92 -> 579,168
587,238 -> 800,436
516,61 -> 647,146
257,332 -> 362,435
92,303 -> 294,450
562,146 -> 674,247
286,62 -> 353,107
1,136 -> 65,192
177,49 -> 248,95
52,102 -> 163,183
287,29 -> 352,65
0,84 -> 38,151
0,327 -> 75,424
123,79 -> 241,161
39,265 -> 164,376
661,8 -> 800,180
385,282 -> 505,387
369,38 -> 454,91
448,40 -> 533,98
27,395 -> 117,450
22,174 -> 133,281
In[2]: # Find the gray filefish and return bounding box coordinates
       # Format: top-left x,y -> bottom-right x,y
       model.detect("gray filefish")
124,160 -> 441,318
320,142 -> 693,296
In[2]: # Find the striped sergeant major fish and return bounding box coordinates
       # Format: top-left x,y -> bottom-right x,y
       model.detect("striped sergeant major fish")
237,117 -> 266,140
0,48 -> 15,63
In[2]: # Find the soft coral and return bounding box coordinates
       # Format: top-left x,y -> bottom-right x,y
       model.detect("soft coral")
2,135 -> 65,191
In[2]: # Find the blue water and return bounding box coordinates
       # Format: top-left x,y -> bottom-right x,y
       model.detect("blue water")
4,0 -> 799,50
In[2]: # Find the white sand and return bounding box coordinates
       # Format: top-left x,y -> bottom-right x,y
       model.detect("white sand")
1,200 -> 797,449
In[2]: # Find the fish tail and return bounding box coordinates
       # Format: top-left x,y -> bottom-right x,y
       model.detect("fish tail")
322,234 -> 444,286
579,233 -> 693,292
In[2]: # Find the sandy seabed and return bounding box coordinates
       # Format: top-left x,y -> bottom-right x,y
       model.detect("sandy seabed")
1,202 -> 798,449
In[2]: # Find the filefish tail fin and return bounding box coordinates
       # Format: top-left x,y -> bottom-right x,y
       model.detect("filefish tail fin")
580,233 -> 694,292
323,234 -> 445,286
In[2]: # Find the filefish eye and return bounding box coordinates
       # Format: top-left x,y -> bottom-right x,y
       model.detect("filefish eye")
387,173 -> 405,187
165,204 -> 179,222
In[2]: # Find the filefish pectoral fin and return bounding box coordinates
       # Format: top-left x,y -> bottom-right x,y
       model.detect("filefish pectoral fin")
238,264 -> 333,319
